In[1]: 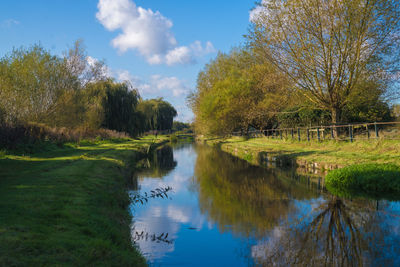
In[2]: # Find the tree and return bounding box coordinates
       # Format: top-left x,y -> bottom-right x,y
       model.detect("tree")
0,45 -> 68,124
190,48 -> 290,135
248,0 -> 400,131
137,98 -> 177,131
63,39 -> 108,87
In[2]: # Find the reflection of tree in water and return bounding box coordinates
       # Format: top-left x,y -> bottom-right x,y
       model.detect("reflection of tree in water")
253,197 -> 400,267
132,231 -> 174,245
193,146 -> 319,238
138,145 -> 177,178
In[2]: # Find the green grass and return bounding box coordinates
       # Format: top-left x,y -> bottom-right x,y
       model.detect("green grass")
325,164 -> 400,200
0,136 -> 167,266
169,134 -> 178,143
204,136 -> 400,167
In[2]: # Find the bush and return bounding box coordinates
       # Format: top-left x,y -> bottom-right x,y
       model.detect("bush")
325,164 -> 400,199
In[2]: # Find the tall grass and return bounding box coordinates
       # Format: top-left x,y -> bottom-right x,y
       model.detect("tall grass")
0,123 -> 130,150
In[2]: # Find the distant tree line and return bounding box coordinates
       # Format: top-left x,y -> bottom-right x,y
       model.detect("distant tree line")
190,0 -> 399,135
0,41 -> 177,139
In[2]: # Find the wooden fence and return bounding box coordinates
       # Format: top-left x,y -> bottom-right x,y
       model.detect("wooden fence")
232,121 -> 400,142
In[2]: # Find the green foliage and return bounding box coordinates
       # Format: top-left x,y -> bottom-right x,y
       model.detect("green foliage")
87,80 -> 144,137
172,121 -> 192,132
0,42 -> 178,142
138,98 -> 177,131
326,164 -> 400,199
191,0 -> 398,136
278,107 -> 331,128
248,0 -> 399,125
0,45 -> 70,124
191,47 -> 290,135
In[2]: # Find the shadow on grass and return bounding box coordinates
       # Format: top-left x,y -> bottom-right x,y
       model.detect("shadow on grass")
0,141 -> 148,266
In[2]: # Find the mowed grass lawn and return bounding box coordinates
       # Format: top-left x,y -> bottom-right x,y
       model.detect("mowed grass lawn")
0,136 -> 164,266
208,137 -> 400,167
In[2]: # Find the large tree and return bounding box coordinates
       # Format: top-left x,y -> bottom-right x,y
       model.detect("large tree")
248,0 -> 400,129
190,48 -> 290,135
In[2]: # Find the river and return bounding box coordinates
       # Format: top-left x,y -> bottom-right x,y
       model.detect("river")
129,143 -> 400,266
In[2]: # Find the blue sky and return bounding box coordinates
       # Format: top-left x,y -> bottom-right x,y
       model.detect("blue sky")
0,0 -> 255,122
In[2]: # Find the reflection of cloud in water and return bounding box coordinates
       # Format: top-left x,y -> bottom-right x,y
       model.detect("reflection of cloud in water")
132,202 -> 209,261
132,205 -> 179,260
167,205 -> 189,223
139,173 -> 188,193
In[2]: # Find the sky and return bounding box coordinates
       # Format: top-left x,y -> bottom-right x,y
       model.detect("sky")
0,0 -> 256,122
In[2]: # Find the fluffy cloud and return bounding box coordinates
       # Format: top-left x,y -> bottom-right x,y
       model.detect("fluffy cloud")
96,0 -> 215,65
116,71 -> 190,98
115,70 -> 193,122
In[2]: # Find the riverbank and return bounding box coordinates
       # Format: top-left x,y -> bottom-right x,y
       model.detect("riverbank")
0,136 -> 167,266
202,136 -> 400,173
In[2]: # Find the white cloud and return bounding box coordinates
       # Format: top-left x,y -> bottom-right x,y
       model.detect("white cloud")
113,69 -> 194,121
1,19 -> 20,28
115,71 -> 190,98
96,0 -> 215,65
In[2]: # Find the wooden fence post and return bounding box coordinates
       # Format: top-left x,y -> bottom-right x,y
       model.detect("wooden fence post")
331,127 -> 334,139
297,128 -> 301,141
374,122 -> 379,138
291,129 -> 294,139
317,127 -> 320,142
366,125 -> 370,139
349,125 -> 353,142
307,128 -> 310,141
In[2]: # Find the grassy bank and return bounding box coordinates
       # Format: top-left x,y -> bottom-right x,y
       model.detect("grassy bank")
203,136 -> 400,170
325,164 -> 400,199
0,136 -> 166,266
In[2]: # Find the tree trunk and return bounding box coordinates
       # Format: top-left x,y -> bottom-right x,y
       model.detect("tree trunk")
331,107 -> 341,139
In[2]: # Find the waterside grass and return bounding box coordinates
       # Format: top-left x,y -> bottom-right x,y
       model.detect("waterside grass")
325,164 -> 400,200
0,135 -> 166,266
203,136 -> 400,168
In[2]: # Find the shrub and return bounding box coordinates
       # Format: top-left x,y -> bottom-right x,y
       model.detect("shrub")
325,164 -> 400,199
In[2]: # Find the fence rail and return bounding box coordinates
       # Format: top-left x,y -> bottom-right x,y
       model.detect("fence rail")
231,121 -> 400,142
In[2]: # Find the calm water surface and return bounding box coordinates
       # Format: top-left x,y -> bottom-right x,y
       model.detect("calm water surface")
129,143 -> 400,266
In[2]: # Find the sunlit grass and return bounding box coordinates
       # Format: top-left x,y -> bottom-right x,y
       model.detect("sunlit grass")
325,164 -> 400,200
0,136 -> 168,266
206,136 -> 400,166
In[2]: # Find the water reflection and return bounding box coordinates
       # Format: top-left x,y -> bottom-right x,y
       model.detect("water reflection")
137,145 -> 177,179
130,144 -> 400,266
252,197 -> 400,266
193,146 -> 319,238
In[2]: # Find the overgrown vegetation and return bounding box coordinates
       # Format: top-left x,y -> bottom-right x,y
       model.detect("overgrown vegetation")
0,137 -> 167,266
0,41 -> 177,147
325,164 -> 400,199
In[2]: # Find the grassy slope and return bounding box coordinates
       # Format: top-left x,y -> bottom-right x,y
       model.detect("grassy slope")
0,136 -> 166,266
205,137 -> 400,167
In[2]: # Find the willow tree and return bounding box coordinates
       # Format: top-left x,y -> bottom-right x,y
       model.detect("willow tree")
137,98 -> 177,131
248,0 -> 400,129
